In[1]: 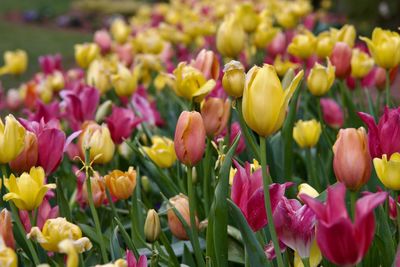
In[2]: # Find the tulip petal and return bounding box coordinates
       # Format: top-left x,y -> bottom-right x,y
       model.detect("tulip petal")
358,111 -> 381,158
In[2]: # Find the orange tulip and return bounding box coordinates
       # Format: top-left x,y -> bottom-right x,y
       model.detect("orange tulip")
201,97 -> 231,137
167,194 -> 198,240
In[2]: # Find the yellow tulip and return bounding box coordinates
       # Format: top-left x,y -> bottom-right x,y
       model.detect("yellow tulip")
74,43 -> 99,69
110,18 -> 130,44
316,32 -> 335,58
173,62 -> 215,102
275,10 -> 298,29
273,55 -> 300,77
307,59 -> 335,96
28,217 -> 92,253
293,120 -> 322,148
287,30 -> 317,59
135,29 -> 164,54
87,59 -> 112,94
216,14 -> 246,58
0,239 -> 17,267
297,183 -> 319,199
80,122 -> 115,164
235,2 -> 259,33
360,28 -> 400,69
222,60 -> 245,98
351,48 -> 374,79
3,167 -> 55,211
143,136 -> 176,168
144,209 -> 161,242
253,22 -> 280,49
111,64 -> 138,97
294,240 -> 322,267
0,115 -> 26,164
331,24 -> 356,48
0,50 -> 28,76
242,64 -> 304,137
373,153 -> 400,190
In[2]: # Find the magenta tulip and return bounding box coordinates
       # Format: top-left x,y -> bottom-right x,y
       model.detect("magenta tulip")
20,198 -> 59,232
320,98 -> 344,129
230,122 -> 246,154
126,250 -> 147,267
105,106 -> 142,144
330,42 -> 352,79
300,183 -> 387,266
39,54 -> 62,75
358,107 -> 400,158
131,87 -> 164,127
27,100 -> 60,123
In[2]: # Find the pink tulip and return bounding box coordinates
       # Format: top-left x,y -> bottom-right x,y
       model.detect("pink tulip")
190,49 -> 220,80
264,240 -> 287,260
0,209 -> 15,248
230,122 -> 246,154
330,42 -> 352,79
39,54 -> 62,75
320,98 -> 344,129
231,161 -> 292,231
126,250 -> 147,267
267,32 -> 287,56
300,183 -> 387,266
358,107 -> 400,158
105,106 -> 142,144
94,29 -> 112,54
131,87 -> 164,127
20,199 -> 59,232
115,43 -> 134,66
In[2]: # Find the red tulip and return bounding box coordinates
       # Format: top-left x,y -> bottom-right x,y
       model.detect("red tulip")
330,42 -> 352,79
105,106 -> 142,144
300,183 -> 387,266
320,98 -> 344,129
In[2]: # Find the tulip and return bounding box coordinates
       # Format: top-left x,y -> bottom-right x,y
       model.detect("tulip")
300,183 -> 387,266
144,209 -> 161,242
39,53 -> 62,75
230,161 -> 292,231
0,115 -> 26,164
287,30 -> 316,59
320,98 -> 344,128
174,111 -> 206,166
216,14 -> 246,58
229,122 -> 246,154
329,42 -> 352,79
20,198 -> 59,232
126,251 -> 147,267
242,64 -> 304,137
110,18 -> 130,44
361,66 -> 386,89
331,24 -> 356,47
297,183 -> 319,199
74,43 -> 99,69
0,240 -> 17,267
222,60 -> 245,98
0,209 -> 15,249
358,107 -> 400,159
333,127 -> 371,190
111,64 -> 138,97
58,239 -> 91,267
268,31 -> 287,56
306,59 -> 335,96
0,50 -> 28,76
28,217 -> 92,253
351,48 -> 374,79
86,59 -> 112,94
190,49 -> 220,80
235,2 -> 259,33
104,167 -> 136,200
6,89 -> 22,111
135,29 -> 164,55
79,122 -> 115,164
253,22 -> 280,49
82,172 -> 106,207
173,62 -> 216,102
373,153 -> 400,190
143,136 -> 176,168
105,106 -> 142,144
273,55 -> 300,77
201,97 -> 230,137
293,120 -> 322,148
316,32 -> 334,58
9,131 -> 38,174
294,240 -> 322,267
167,194 -> 198,240
360,28 -> 400,69
275,10 -> 298,29
94,29 -> 112,54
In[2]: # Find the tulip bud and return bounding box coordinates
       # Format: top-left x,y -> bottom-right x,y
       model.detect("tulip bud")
222,60 -> 245,98
143,136 -> 176,168
174,111 -> 206,166
95,100 -> 113,122
141,176 -> 151,193
287,30 -> 316,59
297,183 -> 319,199
316,32 -> 334,58
293,120 -> 322,148
333,127 -> 371,190
144,209 -> 161,242
373,153 -> 400,190
306,59 -> 335,96
110,18 -> 130,44
111,64 -> 138,97
273,55 -> 300,77
329,42 -> 352,79
0,49 -> 28,76
235,3 -> 259,33
94,29 -> 112,54
6,89 -> 22,111
201,97 -> 230,137
104,167 -> 137,200
351,48 -> 374,79
320,98 -> 344,129
331,24 -> 356,48
82,172 -> 106,207
0,115 -> 26,164
0,240 -> 17,267
0,209 -> 15,249
74,43 -> 99,69
267,31 -> 287,56
86,59 -> 112,95
216,14 -> 246,58
190,49 -> 220,80
253,23 -> 280,49
167,194 -> 198,240
10,131 -> 38,174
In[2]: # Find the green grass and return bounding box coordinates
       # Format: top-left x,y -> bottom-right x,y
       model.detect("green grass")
0,0 -> 71,15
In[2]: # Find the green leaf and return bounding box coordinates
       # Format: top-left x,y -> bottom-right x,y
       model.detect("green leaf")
110,225 -> 123,261
227,237 -> 245,264
183,244 -> 196,267
56,177 -> 72,221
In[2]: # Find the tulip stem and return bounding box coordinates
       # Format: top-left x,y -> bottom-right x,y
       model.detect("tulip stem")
350,191 -> 357,221
305,149 -> 320,191
159,230 -> 180,267
84,148 -> 109,263
385,69 -> 391,107
395,191 -> 400,243
301,257 -> 311,267
187,166 -> 205,267
259,137 -> 284,267
203,137 -> 212,216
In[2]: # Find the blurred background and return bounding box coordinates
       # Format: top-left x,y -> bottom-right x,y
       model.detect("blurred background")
0,0 -> 399,88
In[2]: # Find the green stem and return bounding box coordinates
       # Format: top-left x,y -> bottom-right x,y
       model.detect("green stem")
84,148 -> 108,263
396,191 -> 400,243
259,137 -> 283,267
301,257 -> 311,267
350,191 -> 357,221
364,87 -> 377,121
385,69 -> 391,107
187,166 -> 205,267
203,138 -> 212,216
316,98 -> 333,148
305,149 -> 320,191
159,231 -> 180,267
375,91 -> 382,116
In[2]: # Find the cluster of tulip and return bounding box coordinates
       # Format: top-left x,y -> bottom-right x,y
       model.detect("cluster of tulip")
0,0 -> 400,266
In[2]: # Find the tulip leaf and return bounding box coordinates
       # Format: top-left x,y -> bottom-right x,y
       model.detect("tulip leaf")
375,205 -> 396,266
183,244 -> 196,267
227,199 -> 269,266
339,80 -> 363,127
110,225 -> 123,260
55,176 -> 72,221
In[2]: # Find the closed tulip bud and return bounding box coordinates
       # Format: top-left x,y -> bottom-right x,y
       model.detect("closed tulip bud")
276,10 -> 298,29
74,43 -> 99,69
28,217 -> 92,253
242,64 -> 304,137
0,50 -> 28,76
297,183 -> 319,199
94,29 -> 112,53
287,30 -> 316,59
222,60 -> 245,98
0,209 -> 15,249
351,49 -> 374,79
333,127 -> 371,190
144,209 -> 161,242
320,98 -> 344,128
10,131 -> 38,174
216,14 -> 246,58
95,100 -> 113,122
235,3 -> 259,33
273,55 -> 300,77
373,153 -> 400,190
3,166 -> 56,211
360,28 -> 400,69
329,42 -> 352,79
0,240 -> 17,267
141,176 -> 151,193
82,172 -> 106,207
110,18 -> 130,44
0,115 -> 26,164
104,167 -> 136,200
111,64 -> 138,97
87,59 -> 112,94
293,120 -> 322,148
174,111 -> 206,166
143,136 -> 176,168
201,97 -> 230,137
80,122 -> 115,164
167,194 -> 198,240
316,32 -> 335,58
331,24 -> 356,48
307,59 -> 335,96
253,23 -> 280,49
